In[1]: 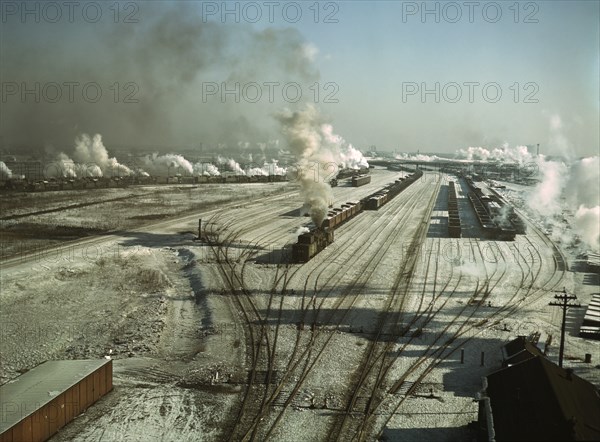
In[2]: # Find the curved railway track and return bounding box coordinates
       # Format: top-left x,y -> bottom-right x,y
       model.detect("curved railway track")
205,172 -> 439,440
200,172 -> 568,441
370,214 -> 567,440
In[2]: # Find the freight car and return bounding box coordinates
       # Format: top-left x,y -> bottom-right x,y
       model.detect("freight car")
464,177 -> 520,240
321,201 -> 363,229
468,192 -> 516,240
448,180 -> 461,238
486,186 -> 527,234
364,169 -> 423,210
365,192 -> 389,210
351,174 -> 371,187
336,167 -> 370,180
292,228 -> 334,262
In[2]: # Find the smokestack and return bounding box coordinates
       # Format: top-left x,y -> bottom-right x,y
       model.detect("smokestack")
537,143 -> 540,156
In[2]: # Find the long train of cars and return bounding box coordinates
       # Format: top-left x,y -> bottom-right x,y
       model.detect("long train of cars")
292,169 -> 423,262
464,176 -> 525,240
448,181 -> 461,238
363,169 -> 423,210
1,173 -> 289,193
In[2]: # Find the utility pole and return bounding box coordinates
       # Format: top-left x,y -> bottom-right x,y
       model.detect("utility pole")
549,288 -> 581,367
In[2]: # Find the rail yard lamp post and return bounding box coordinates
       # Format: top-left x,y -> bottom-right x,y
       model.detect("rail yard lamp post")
549,288 -> 581,367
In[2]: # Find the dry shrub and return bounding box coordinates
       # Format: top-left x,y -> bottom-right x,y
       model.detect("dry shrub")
136,268 -> 172,291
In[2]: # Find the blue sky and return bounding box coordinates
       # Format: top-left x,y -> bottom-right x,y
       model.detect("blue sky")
285,1 -> 599,155
1,1 -> 598,156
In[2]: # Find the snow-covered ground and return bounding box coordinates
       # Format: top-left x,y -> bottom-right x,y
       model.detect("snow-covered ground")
1,168 -> 598,441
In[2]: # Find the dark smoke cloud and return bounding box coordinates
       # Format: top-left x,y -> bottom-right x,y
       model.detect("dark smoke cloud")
1,2 -> 319,151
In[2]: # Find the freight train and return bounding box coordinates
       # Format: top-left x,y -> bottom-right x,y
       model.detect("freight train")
364,169 -> 423,210
464,177 -> 524,240
291,228 -> 334,263
448,181 -> 461,238
292,169 -> 423,262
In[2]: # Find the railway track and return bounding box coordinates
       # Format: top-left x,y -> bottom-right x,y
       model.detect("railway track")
328,174 -> 443,440
202,173 -> 432,437
199,171 -> 568,441
327,176 -> 566,440
252,174 -> 442,440
197,178 -> 410,439
370,213 -> 567,439
341,188 -> 509,439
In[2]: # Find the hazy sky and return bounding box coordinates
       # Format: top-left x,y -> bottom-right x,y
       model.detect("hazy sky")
1,1 -> 598,156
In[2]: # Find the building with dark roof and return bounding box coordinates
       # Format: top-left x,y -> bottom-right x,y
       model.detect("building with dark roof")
501,335 -> 544,367
478,356 -> 600,441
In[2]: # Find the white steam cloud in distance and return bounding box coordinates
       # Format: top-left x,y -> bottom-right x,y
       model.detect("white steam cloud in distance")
276,104 -> 369,228
73,134 -> 133,177
246,160 -> 287,176
45,134 -> 131,178
565,156 -> 600,250
395,153 -> 441,162
193,162 -> 221,176
140,153 -> 194,177
0,162 -> 13,180
217,156 -> 246,176
526,155 -> 599,251
456,144 -> 535,164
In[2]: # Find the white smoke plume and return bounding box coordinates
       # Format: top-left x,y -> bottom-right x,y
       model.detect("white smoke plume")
246,160 -> 287,176
246,166 -> 268,177
526,157 -> 568,215
45,134 -> 124,179
547,114 -> 573,159
0,161 -> 13,180
320,124 -> 369,169
525,155 -> 599,251
140,153 -> 194,177
73,134 -> 133,177
395,153 -> 441,162
217,156 -> 246,176
265,160 -> 287,176
295,226 -> 310,236
574,206 -> 600,250
47,152 -> 103,178
193,162 -> 220,176
565,156 -> 600,251
456,144 -> 535,164
277,104 -> 366,227
45,133 -> 130,178
492,204 -> 513,229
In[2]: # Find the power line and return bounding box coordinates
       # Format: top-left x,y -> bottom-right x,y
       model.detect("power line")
549,288 -> 581,368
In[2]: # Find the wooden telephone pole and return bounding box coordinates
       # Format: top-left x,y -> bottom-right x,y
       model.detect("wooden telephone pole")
549,288 -> 581,367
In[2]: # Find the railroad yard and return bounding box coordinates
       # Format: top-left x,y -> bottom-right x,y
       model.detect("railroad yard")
1,167 -> 598,441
